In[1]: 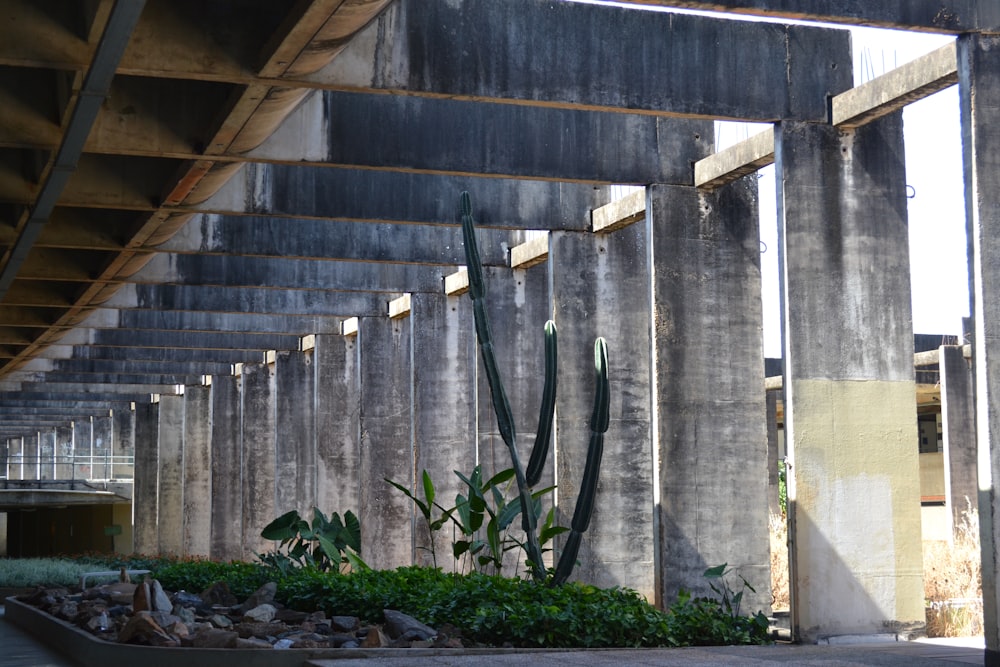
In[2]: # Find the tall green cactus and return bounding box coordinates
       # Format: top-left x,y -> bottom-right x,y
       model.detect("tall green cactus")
459,191 -> 610,585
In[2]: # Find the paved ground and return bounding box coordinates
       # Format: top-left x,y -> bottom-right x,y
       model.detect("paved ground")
1,604 -> 985,667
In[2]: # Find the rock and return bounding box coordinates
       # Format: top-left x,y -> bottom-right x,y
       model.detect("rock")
273,638 -> 295,649
433,623 -> 465,648
235,621 -> 286,639
192,628 -> 239,648
132,580 -> 151,613
54,601 -> 78,621
329,633 -> 358,647
240,582 -> 277,612
102,582 -> 137,605
341,639 -> 361,649
200,582 -> 238,607
171,591 -> 203,608
237,637 -> 273,649
209,613 -> 233,628
382,609 -> 436,641
306,610 -> 327,623
330,615 -> 360,632
290,638 -> 326,648
243,603 -> 277,623
85,611 -> 111,633
118,611 -> 175,646
173,605 -> 196,625
274,608 -> 307,623
360,626 -> 389,648
150,580 -> 173,613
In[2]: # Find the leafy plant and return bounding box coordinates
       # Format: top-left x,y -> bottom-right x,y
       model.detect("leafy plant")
258,507 -> 367,574
460,191 -> 610,584
665,564 -> 770,646
386,469 -> 455,569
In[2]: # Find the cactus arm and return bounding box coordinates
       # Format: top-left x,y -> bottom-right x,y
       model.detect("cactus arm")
526,320 -> 557,487
552,337 -> 610,586
460,191 -> 546,580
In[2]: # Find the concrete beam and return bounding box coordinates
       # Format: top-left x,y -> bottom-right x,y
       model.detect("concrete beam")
316,0 -> 851,122
695,129 -> 775,190
1,372 -> 203,387
832,42 -> 958,128
194,163 -> 608,231
55,327 -> 302,351
130,253 -> 448,294
155,214 -> 512,267
78,308 -> 342,336
251,91 -> 714,184
37,344 -> 260,365
102,284 -> 387,318
16,357 -> 234,377
616,1 -> 998,33
591,190 -> 645,234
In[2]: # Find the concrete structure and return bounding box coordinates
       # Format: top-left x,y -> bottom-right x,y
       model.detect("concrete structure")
2,0 -> 1000,654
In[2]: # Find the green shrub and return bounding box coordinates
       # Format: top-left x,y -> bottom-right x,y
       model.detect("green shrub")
0,558 -> 96,588
154,560 -> 273,600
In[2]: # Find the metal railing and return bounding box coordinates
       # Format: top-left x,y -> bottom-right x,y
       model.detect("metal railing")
0,453 -> 134,483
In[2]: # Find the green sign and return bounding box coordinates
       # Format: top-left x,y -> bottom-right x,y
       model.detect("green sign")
104,524 -> 122,536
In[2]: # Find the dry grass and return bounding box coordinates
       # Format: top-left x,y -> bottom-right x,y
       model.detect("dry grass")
924,504 -> 983,638
769,512 -> 789,611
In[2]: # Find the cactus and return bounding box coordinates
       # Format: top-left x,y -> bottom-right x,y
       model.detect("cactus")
459,191 -> 609,585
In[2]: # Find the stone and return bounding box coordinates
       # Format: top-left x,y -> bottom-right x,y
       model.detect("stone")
173,605 -> 196,625
382,609 -> 436,640
274,608 -> 307,623
273,638 -> 295,649
171,591 -> 203,607
132,580 -> 151,613
235,621 -> 286,639
243,603 -> 277,623
237,637 -> 273,649
290,638 -> 326,648
240,582 -> 277,612
359,626 -> 389,648
118,611 -> 175,646
329,633 -> 358,647
200,581 -> 238,607
103,583 -> 137,605
210,613 -> 233,628
330,615 -> 360,632
54,601 -> 78,621
150,580 -> 173,613
192,628 -> 239,648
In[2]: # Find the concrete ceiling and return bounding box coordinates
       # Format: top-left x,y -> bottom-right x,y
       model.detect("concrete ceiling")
0,0 -> 982,438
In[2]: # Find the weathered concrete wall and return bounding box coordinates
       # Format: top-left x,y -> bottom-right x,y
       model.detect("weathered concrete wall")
410,292 -> 477,569
649,179 -> 771,613
156,395 -> 185,555
210,374 -> 243,561
132,403 -> 159,554
314,334 -> 362,517
939,345 -> 977,535
958,33 -> 1000,663
38,429 -> 55,481
112,407 -> 135,481
549,222 -> 656,599
766,391 -> 782,517
359,316 -> 414,570
324,0 -> 851,122
69,423 -> 86,479
92,416 -> 112,480
182,385 -> 212,556
777,115 -> 923,641
241,362 -> 276,560
275,349 -> 317,517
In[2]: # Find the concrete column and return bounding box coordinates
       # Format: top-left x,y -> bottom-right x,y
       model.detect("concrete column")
39,429 -> 55,481
776,115 -> 923,641
649,179 -> 771,613
182,385 -> 212,556
210,374 -> 243,561
767,391 -> 782,517
315,333 -> 362,516
53,426 -> 72,480
410,292 -> 477,569
133,402 -> 159,554
241,361 -> 276,560
359,314 -> 413,570
25,434 -> 39,480
112,408 -> 135,480
939,345 -> 977,535
548,223 -> 656,598
92,416 -> 112,481
958,34 -> 1000,663
8,438 -> 21,480
70,422 -> 88,479
156,394 -> 185,555
275,349 -> 317,516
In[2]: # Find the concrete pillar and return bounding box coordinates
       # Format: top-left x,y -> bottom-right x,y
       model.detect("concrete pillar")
39,429 -> 55,481
314,333 -> 362,516
25,434 -> 39,480
958,33 -> 1000,663
767,391 -> 783,517
8,438 -> 21,480
93,415 -> 112,481
112,408 -> 135,480
776,115 -> 923,641
410,292 -> 477,569
939,345 -> 977,536
53,426 -> 72,480
548,223 -> 656,598
133,402 -> 159,554
0,511 -> 6,556
275,349 -> 317,516
359,314 -> 413,570
210,374 -> 243,561
70,422 -> 88,479
182,385 -> 212,556
649,179 -> 771,613
157,394 -> 185,555
241,361 -> 276,560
